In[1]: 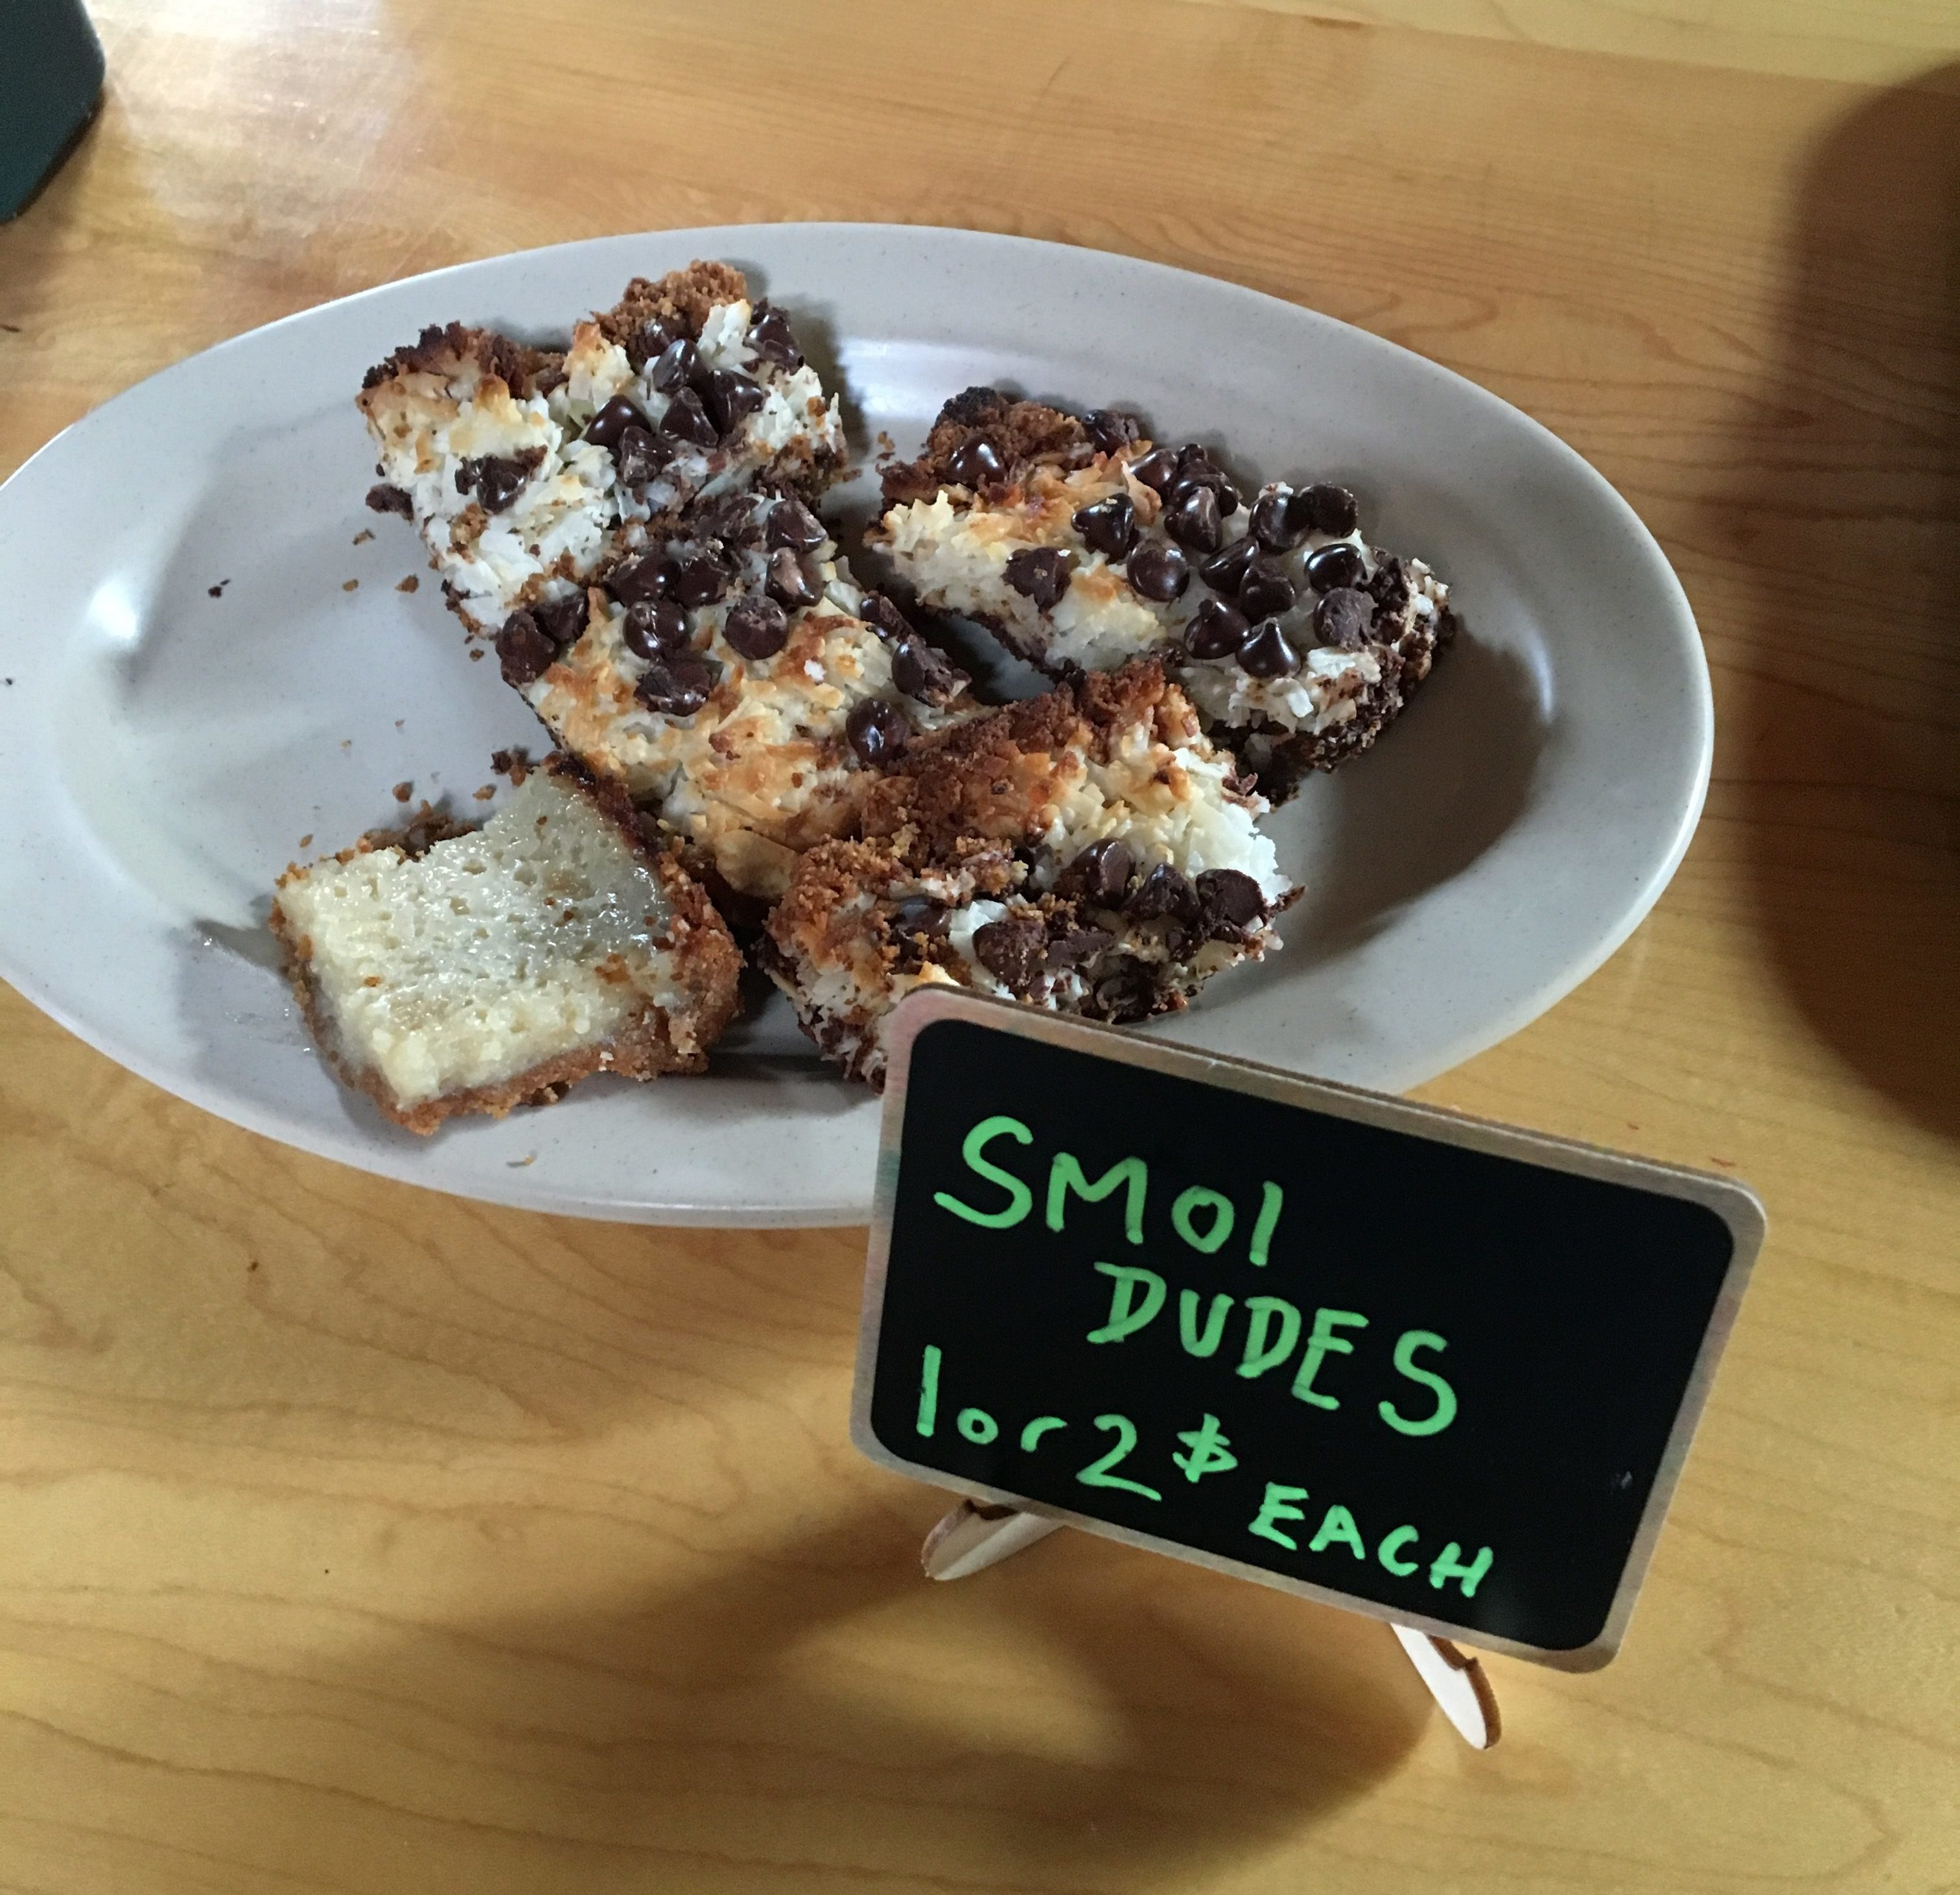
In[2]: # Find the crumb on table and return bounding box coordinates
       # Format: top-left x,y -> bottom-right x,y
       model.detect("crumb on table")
396,574 -> 419,592
342,578 -> 359,592
353,528 -> 374,546
392,781 -> 413,803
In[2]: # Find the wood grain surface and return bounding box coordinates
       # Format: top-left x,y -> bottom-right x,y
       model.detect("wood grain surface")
2,1 -> 1957,1889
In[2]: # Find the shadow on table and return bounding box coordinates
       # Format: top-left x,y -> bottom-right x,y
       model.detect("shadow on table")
1740,69 -> 1960,1143
288,1507 -> 1430,1892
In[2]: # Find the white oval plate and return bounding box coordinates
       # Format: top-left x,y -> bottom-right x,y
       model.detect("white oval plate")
0,226 -> 1707,1225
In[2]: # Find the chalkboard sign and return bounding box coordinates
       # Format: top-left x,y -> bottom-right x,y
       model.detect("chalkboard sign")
853,991 -> 1763,1669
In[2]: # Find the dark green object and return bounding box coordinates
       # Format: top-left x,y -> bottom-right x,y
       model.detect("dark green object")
1,0 -> 104,222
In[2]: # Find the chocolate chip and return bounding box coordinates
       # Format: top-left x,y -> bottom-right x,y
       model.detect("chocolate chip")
1069,838 -> 1136,904
647,337 -> 699,393
455,454 -> 536,513
1128,863 -> 1198,922
1305,542 -> 1366,593
1239,566 -> 1296,619
1073,493 -> 1137,561
633,650 -> 721,716
1197,537 -> 1258,596
495,611 -> 557,687
1165,484 -> 1224,554
686,491 -> 763,546
664,548 -> 732,608
1130,446 -> 1180,494
633,317 -> 679,368
659,386 -> 719,447
533,591 -> 589,647
1311,586 -> 1372,650
1303,482 -> 1359,534
365,482 -> 413,517
973,915 -> 1047,994
583,395 -> 652,450
892,636 -> 961,705
1084,410 -> 1141,454
766,548 -> 821,607
747,302 -> 802,371
1004,547 -> 1073,611
1091,967 -> 1156,1020
723,596 -> 789,660
1185,598 -> 1250,660
948,436 -> 1005,488
1366,553 -> 1410,618
889,896 -> 949,943
1172,447 -> 1240,514
616,425 -> 673,488
765,493 -> 828,550
858,591 -> 913,642
1045,926 -> 1115,969
1195,867 -> 1266,932
1124,539 -> 1189,602
701,368 -> 767,437
1250,488 -> 1309,553
606,552 -> 670,607
846,698 -> 910,766
1238,618 -> 1302,676
621,598 -> 689,659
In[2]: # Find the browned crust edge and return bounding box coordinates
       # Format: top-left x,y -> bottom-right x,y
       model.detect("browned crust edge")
270,757 -> 741,1135
881,385 -> 1099,507
359,321 -> 561,401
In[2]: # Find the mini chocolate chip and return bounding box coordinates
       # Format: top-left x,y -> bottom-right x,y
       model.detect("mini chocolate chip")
1004,547 -> 1073,611
606,551 -> 670,607
1130,445 -> 1180,494
1165,484 -> 1224,554
889,896 -> 949,943
621,598 -> 690,659
365,482 -> 413,517
1128,863 -> 1198,922
659,386 -> 719,447
701,368 -> 766,437
1124,539 -> 1189,602
533,591 -> 589,646
1073,493 -> 1137,560
948,436 -> 1006,488
973,915 -> 1047,994
765,493 -> 828,550
1197,537 -> 1258,596
1239,566 -> 1296,619
1045,926 -> 1115,969
496,611 -> 557,687
723,595 -> 789,660
892,635 -> 961,705
1305,542 -> 1366,593
1071,838 -> 1136,904
634,650 -> 721,716
1185,598 -> 1250,660
456,454 -> 535,513
616,425 -> 673,488
664,548 -> 732,607
858,591 -> 913,642
1303,482 -> 1359,534
1084,409 -> 1141,454
1250,488 -> 1309,552
1195,867 -> 1266,931
583,395 -> 652,450
647,337 -> 700,393
747,303 -> 802,370
766,548 -> 821,607
846,698 -> 910,766
1311,586 -> 1372,650
1238,618 -> 1302,677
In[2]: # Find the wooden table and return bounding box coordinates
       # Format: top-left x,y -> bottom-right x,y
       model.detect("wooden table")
3,1 -> 1957,1888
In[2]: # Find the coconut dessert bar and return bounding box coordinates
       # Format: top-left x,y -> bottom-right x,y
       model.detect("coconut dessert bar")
358,261 -> 846,637
762,659 -> 1297,1087
871,387 -> 1454,795
498,481 -> 974,906
270,759 -> 741,1133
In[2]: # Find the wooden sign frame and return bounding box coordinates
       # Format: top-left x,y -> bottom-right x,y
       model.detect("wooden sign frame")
853,987 -> 1764,1681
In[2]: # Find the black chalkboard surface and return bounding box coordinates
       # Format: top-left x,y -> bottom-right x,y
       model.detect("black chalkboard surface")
854,991 -> 1763,1668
